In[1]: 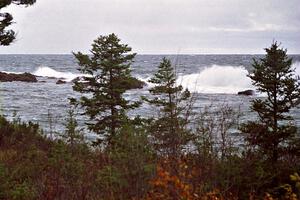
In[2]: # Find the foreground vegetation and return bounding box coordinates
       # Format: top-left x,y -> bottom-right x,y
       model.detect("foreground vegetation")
0,35 -> 300,199
0,107 -> 299,199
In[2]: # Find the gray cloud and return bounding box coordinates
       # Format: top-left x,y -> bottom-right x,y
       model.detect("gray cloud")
0,0 -> 299,54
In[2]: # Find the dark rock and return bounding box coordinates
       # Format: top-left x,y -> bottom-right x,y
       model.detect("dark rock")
238,89 -> 254,96
71,77 -> 89,88
72,76 -> 145,90
56,80 -> 67,84
47,77 -> 57,79
71,77 -> 82,83
122,77 -> 145,90
0,72 -> 37,82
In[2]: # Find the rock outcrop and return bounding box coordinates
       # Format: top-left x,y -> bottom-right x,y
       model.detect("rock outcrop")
238,89 -> 254,96
122,77 -> 145,90
72,76 -> 145,90
56,80 -> 67,84
0,72 -> 37,82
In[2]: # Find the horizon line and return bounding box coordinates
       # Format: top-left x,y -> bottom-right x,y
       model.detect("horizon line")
1,53 -> 300,56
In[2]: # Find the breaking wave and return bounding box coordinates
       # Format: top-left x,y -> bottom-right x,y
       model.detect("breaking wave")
177,65 -> 253,94
32,66 -> 84,82
176,62 -> 300,94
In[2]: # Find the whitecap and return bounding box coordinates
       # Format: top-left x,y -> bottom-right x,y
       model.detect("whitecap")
32,66 -> 85,82
177,65 -> 253,94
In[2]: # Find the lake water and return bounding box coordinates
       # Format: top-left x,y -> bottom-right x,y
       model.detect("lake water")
1,54 -> 300,139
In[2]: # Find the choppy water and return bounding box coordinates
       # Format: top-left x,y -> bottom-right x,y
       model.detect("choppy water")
0,54 -> 300,139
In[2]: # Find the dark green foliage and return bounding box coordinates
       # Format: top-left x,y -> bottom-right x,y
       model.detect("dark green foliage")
0,115 -> 101,199
96,122 -> 155,199
72,33 -> 140,146
61,108 -> 84,149
0,0 -> 36,46
0,114 -> 42,148
145,57 -> 192,159
0,116 -> 42,199
240,42 -> 300,163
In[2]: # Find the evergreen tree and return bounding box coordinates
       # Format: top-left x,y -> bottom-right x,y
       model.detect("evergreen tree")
241,42 -> 300,163
61,108 -> 84,149
72,33 -> 139,146
0,0 -> 36,46
145,57 -> 191,159
96,122 -> 155,199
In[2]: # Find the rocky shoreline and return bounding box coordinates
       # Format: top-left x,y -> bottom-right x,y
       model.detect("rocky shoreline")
0,71 -> 254,95
0,71 -> 146,90
0,72 -> 37,82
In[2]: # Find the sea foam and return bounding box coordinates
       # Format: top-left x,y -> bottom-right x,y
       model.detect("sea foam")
176,62 -> 300,94
33,66 -> 84,82
177,65 -> 253,94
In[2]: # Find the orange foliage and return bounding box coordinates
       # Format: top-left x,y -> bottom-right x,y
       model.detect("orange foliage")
146,165 -> 193,199
263,193 -> 298,200
144,159 -> 229,200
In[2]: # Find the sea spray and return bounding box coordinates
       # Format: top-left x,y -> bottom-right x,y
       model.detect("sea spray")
176,62 -> 300,94
33,66 -> 85,82
177,65 -> 253,94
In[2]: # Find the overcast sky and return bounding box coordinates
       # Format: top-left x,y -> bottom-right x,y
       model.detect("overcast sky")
0,0 -> 299,54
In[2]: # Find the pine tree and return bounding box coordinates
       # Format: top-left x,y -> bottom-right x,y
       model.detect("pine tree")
0,0 -> 36,46
61,108 -> 84,149
72,33 -> 140,146
241,42 -> 300,163
145,57 -> 191,159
